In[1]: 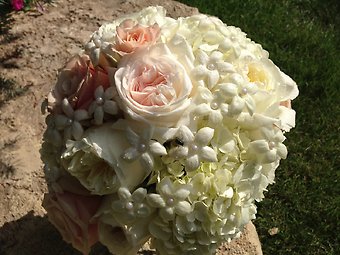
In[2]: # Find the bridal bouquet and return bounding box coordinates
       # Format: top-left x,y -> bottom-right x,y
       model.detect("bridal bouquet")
41,6 -> 298,255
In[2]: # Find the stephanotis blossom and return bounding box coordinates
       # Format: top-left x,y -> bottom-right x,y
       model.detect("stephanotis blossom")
168,126 -> 217,171
41,6 -> 299,255
121,126 -> 167,171
54,98 -> 89,140
192,49 -> 235,89
88,86 -> 118,125
147,177 -> 192,221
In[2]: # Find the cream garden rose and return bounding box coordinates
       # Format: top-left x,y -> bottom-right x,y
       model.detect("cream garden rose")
61,124 -> 150,195
244,58 -> 298,104
230,57 -> 298,131
113,43 -> 193,127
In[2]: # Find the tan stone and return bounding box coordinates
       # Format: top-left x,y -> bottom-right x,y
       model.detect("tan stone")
217,222 -> 263,255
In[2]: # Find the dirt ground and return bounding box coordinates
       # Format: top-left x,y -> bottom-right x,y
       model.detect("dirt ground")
0,0 -> 262,254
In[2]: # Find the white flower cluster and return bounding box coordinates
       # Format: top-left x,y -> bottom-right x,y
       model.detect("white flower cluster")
41,6 -> 298,255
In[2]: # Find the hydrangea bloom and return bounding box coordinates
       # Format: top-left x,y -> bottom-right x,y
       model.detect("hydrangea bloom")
41,6 -> 298,255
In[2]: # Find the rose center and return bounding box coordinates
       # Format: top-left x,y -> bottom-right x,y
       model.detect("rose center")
130,66 -> 176,106
127,32 -> 142,42
248,64 -> 272,91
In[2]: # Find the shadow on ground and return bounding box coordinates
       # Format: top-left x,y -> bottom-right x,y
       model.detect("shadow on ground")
0,211 -> 157,255
0,211 -> 113,255
0,5 -> 12,34
0,5 -> 23,69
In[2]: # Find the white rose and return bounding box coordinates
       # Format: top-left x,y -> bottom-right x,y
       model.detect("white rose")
235,57 -> 298,131
113,43 -> 193,127
61,124 -> 150,195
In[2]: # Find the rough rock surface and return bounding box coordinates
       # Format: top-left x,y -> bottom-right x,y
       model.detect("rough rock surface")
0,0 -> 262,254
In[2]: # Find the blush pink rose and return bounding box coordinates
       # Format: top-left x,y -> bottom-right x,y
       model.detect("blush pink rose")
114,43 -> 193,127
73,65 -> 110,110
114,19 -> 160,55
43,191 -> 102,255
47,54 -> 110,113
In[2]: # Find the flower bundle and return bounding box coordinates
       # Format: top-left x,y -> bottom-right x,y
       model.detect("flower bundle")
41,6 -> 298,255
0,0 -> 47,12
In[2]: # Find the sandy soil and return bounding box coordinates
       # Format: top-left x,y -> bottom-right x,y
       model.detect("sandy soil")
0,1 -> 262,254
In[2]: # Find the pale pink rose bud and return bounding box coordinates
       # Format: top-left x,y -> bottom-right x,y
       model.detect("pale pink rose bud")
73,65 -> 110,110
114,19 -> 161,55
43,191 -> 102,255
